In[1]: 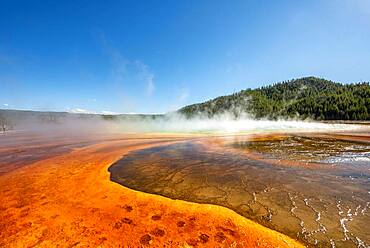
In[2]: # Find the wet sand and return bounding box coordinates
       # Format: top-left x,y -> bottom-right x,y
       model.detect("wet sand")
0,132 -> 303,247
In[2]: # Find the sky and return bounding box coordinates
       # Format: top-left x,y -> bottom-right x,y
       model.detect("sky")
0,0 -> 369,114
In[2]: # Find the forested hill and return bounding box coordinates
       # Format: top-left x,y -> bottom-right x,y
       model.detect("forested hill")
179,77 -> 370,120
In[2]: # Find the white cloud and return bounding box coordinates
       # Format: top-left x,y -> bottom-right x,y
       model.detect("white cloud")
178,90 -> 189,102
67,108 -> 96,114
135,60 -> 155,96
167,87 -> 190,112
3,103 -> 9,107
123,111 -> 163,115
100,33 -> 156,98
67,108 -> 124,115
146,76 -> 155,96
101,110 -> 121,115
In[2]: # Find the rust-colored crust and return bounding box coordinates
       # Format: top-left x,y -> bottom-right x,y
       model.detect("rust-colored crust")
0,134 -> 304,247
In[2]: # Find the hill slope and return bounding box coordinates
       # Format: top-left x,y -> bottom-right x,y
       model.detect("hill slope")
179,77 -> 370,120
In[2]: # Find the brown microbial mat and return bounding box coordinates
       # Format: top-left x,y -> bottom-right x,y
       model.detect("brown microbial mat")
109,134 -> 370,247
231,135 -> 370,166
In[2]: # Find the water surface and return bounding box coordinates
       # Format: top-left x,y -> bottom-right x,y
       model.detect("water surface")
109,135 -> 370,247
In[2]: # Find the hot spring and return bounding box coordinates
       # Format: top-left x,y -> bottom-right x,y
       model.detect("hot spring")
108,129 -> 370,248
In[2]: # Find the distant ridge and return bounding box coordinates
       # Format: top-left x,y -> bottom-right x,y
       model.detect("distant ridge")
1,77 -> 369,127
0,109 -> 164,129
179,77 -> 370,120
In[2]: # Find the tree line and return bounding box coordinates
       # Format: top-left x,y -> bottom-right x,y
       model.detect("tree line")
179,77 -> 370,120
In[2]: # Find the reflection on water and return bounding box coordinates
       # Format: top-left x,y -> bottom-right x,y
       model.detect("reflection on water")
232,136 -> 370,166
109,135 -> 370,247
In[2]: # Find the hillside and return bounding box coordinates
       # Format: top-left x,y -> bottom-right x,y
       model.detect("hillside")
1,77 -> 369,128
179,77 -> 370,120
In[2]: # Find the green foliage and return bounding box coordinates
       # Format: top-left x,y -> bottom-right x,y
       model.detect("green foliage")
179,77 -> 370,120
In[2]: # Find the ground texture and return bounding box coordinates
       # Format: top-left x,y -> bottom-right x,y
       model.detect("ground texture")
0,133 -> 303,247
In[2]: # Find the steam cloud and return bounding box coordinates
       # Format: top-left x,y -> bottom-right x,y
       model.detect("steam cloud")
0,110 -> 362,136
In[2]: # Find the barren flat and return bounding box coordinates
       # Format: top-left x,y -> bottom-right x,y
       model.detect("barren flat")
0,132 -> 303,248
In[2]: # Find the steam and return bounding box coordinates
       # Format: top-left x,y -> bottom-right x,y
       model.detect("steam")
117,113 -> 362,134
0,109 -> 365,136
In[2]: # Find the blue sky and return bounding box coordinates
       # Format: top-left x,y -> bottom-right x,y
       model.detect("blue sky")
1,0 -> 369,114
